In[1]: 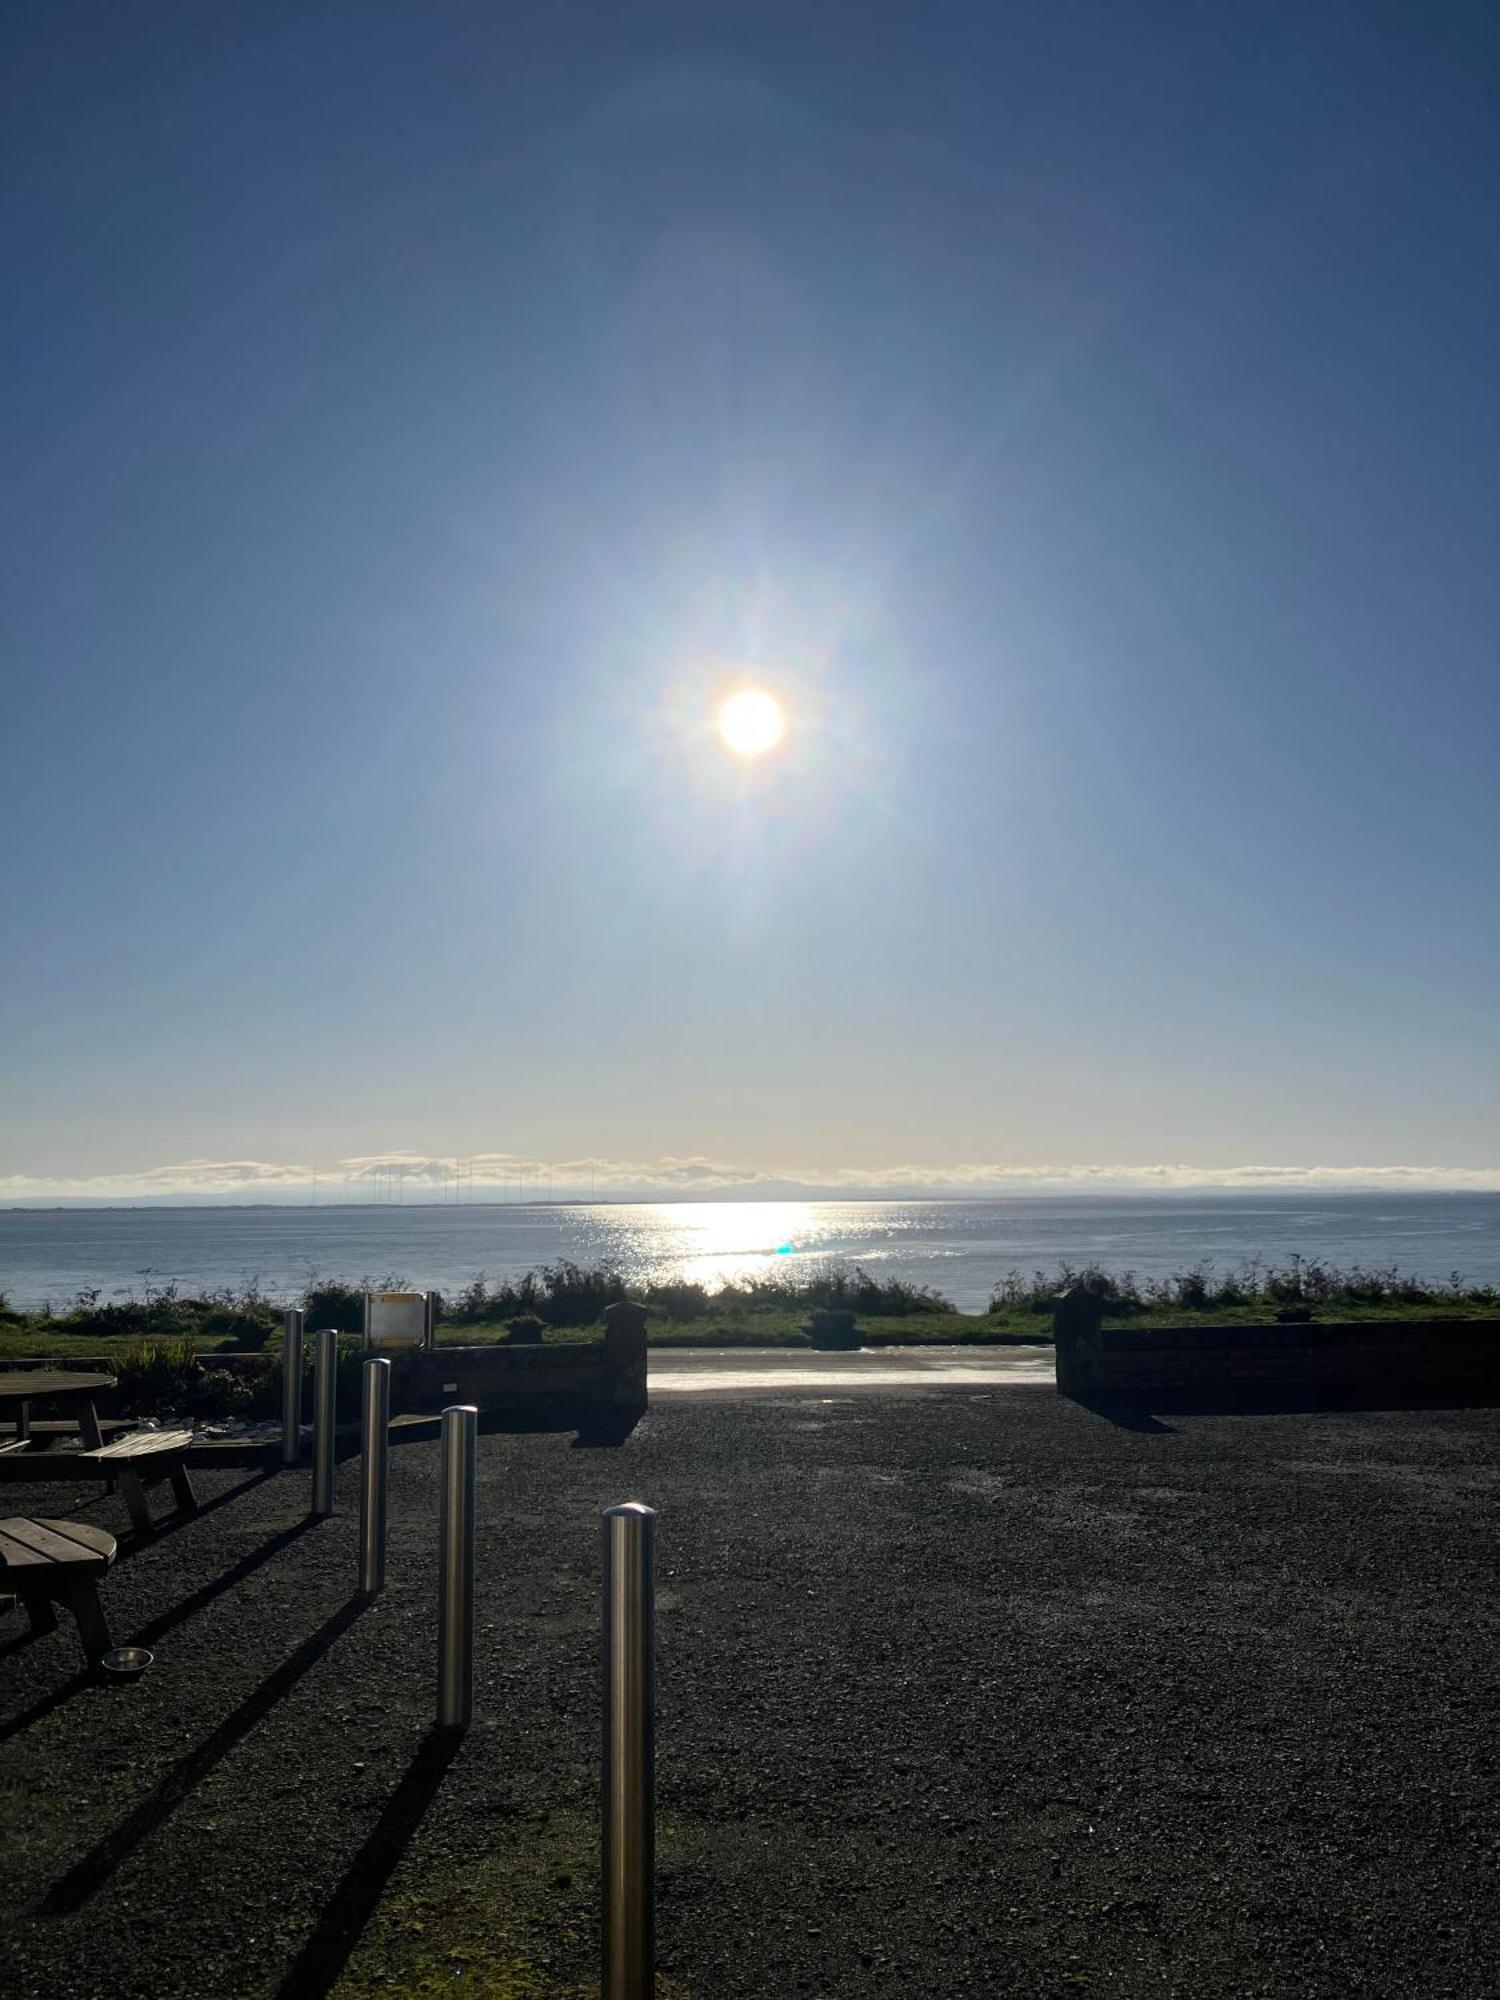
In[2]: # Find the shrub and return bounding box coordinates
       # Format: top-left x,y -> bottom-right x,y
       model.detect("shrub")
113,1339 -> 204,1416
537,1262 -> 628,1326
712,1262 -> 952,1317
441,1270 -> 549,1325
986,1256 -> 1500,1320
447,1274 -> 502,1324
506,1314 -> 546,1345
61,1292 -> 188,1342
195,1368 -> 257,1418
198,1306 -> 278,1349
302,1280 -> 368,1334
642,1277 -> 712,1321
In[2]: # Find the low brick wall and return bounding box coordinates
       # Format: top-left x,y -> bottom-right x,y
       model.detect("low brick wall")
1052,1288 -> 1500,1407
390,1300 -> 648,1441
2,1300 -> 650,1445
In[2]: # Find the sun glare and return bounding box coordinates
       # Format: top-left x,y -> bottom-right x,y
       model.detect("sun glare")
718,687 -> 786,757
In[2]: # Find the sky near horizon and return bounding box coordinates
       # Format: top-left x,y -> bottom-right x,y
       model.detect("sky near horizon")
3,3 -> 1498,1202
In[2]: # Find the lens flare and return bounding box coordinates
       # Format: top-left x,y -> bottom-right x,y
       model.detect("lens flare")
718,687 -> 786,757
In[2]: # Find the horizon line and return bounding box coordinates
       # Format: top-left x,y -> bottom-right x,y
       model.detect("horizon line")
6,1174 -> 1500,1212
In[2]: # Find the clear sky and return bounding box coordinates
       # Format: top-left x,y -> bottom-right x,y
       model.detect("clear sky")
4,3 -> 1498,1201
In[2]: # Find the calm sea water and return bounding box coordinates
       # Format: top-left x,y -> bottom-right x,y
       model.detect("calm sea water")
3,1193 -> 1498,1313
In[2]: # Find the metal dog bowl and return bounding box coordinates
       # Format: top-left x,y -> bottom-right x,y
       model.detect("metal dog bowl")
99,1646 -> 153,1679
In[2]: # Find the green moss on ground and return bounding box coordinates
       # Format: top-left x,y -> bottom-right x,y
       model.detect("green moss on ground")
326,1809 -> 696,1999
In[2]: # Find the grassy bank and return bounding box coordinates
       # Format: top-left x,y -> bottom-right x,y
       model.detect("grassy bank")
2,1256 -> 1497,1367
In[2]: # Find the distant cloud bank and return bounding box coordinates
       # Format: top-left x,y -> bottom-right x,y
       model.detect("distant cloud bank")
3,1154 -> 1499,1203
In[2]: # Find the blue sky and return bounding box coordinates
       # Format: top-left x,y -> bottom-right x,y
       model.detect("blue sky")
3,2 -> 1498,1199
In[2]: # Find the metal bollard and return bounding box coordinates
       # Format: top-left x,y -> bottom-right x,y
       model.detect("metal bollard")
281,1309 -> 305,1465
359,1357 -> 391,1597
423,1289 -> 439,1351
311,1327 -> 339,1518
436,1404 -> 477,1729
602,1502 -> 656,2000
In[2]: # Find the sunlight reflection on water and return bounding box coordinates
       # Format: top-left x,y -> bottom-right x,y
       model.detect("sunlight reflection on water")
3,1193 -> 1497,1312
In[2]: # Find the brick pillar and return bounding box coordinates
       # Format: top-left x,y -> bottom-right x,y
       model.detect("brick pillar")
601,1299 -> 649,1431
1052,1286 -> 1105,1399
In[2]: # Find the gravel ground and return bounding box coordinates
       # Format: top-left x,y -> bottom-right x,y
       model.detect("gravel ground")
3,1390 -> 1498,1999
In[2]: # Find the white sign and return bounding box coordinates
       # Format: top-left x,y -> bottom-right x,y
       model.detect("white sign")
366,1291 -> 428,1352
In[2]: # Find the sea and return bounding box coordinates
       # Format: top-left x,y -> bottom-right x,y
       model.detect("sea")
3,1192 -> 1498,1314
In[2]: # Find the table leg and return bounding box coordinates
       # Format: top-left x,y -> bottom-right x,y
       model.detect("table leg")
59,1581 -> 113,1664
169,1463 -> 199,1515
25,1592 -> 59,1638
78,1399 -> 115,1487
117,1468 -> 155,1538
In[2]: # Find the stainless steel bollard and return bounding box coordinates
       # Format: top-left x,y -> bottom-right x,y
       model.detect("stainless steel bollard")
359,1357 -> 391,1597
281,1309 -> 305,1465
436,1404 -> 478,1729
602,1502 -> 656,2000
311,1327 -> 339,1518
423,1289 -> 439,1351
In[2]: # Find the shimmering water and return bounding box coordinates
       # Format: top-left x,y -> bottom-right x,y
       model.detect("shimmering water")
3,1192 -> 1497,1313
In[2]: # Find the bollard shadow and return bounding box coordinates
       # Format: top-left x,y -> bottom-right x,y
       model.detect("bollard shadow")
117,1465 -> 282,1554
0,1494 -> 315,1746
40,1595 -> 368,1912
127,1511 -> 321,1638
273,1729 -> 462,1999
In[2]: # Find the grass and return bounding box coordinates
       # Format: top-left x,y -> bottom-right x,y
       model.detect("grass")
1,1256 -> 1496,1365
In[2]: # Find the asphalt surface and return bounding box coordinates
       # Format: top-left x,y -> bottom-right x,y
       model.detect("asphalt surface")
2,1389 -> 1497,1998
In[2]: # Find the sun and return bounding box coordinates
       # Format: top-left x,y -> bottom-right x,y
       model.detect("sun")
718,687 -> 786,757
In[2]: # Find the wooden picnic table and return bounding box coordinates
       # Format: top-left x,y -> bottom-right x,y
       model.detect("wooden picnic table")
0,1516 -> 118,1662
0,1370 -> 114,1450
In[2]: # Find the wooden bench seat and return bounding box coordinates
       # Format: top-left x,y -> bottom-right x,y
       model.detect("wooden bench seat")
84,1430 -> 199,1537
0,1517 -> 118,1664
4,1429 -> 200,1538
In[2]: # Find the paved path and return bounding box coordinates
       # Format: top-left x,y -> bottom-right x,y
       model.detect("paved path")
649,1342 -> 1055,1394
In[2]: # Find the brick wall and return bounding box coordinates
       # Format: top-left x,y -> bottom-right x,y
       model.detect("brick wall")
393,1298 -> 648,1440
1052,1289 -> 1500,1406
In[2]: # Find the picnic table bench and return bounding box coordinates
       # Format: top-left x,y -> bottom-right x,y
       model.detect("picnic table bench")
0,1517 -> 117,1664
0,1427 -> 199,1538
0,1369 -> 112,1449
80,1430 -> 199,1537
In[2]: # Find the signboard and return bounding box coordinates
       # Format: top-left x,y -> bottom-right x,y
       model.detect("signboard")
365,1291 -> 431,1353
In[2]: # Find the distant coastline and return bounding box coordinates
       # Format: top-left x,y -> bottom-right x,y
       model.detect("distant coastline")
6,1183 -> 1500,1213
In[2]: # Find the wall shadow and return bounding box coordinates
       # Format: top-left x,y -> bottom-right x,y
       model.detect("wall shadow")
41,1595 -> 368,1912
274,1729 -> 461,1999
570,1412 -> 644,1448
1071,1388 -> 1500,1421
1073,1398 -> 1176,1434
